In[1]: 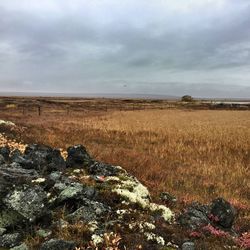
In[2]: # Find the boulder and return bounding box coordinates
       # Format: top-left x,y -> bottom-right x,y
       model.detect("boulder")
0,146 -> 10,161
0,164 -> 39,200
178,202 -> 210,230
10,149 -> 33,169
210,198 -> 236,229
0,209 -> 23,228
57,182 -> 84,203
40,239 -> 76,250
0,232 -> 22,248
88,161 -> 119,176
66,145 -> 93,168
0,155 -> 5,165
23,144 -> 66,173
182,242 -> 195,250
67,198 -> 110,223
3,185 -> 48,222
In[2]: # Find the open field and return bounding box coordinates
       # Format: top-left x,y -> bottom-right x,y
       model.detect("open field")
0,97 -> 250,249
0,97 -> 249,206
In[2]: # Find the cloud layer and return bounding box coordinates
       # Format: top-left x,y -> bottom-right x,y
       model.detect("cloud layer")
0,0 -> 250,97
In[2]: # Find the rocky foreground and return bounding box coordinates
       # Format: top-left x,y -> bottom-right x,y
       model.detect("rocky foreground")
0,122 -> 248,250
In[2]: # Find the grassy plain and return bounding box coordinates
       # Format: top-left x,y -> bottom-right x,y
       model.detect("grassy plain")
0,97 -> 249,249
1,101 -> 249,207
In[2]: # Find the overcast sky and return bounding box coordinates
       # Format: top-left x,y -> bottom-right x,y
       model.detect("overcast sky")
0,0 -> 250,98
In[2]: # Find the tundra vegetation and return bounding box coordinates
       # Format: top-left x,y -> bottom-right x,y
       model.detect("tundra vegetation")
0,97 -> 249,249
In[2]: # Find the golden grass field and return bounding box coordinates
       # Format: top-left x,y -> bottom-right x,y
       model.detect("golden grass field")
1,99 -> 250,249
2,107 -> 249,210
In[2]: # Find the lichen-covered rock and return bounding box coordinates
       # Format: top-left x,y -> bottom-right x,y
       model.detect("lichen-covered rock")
182,242 -> 195,250
178,202 -> 210,230
3,185 -> 48,222
67,198 -> 110,223
0,164 -> 39,186
66,145 -> 93,168
40,239 -> 76,250
0,209 -> 23,228
57,182 -> 84,203
23,144 -> 66,173
210,198 -> 236,229
88,161 -> 119,176
0,232 -> 22,248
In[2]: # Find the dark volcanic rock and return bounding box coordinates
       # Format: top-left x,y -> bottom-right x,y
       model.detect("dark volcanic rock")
23,144 -> 66,173
0,146 -> 10,161
56,182 -> 84,203
10,149 -> 33,169
88,161 -> 119,176
210,198 -> 236,229
0,164 -> 39,200
67,198 -> 110,223
0,232 -> 22,248
3,185 -> 48,222
0,155 -> 5,165
40,239 -> 76,250
178,202 -> 210,230
66,145 -> 93,168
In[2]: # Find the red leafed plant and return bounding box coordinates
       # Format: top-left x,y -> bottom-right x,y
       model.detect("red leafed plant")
236,232 -> 250,249
189,231 -> 202,238
202,224 -> 229,237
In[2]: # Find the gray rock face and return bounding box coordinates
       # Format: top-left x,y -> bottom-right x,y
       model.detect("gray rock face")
211,198 -> 236,229
88,161 -> 119,176
10,149 -> 33,169
182,242 -> 195,250
23,144 -> 66,173
0,146 -> 10,161
67,198 -> 110,222
0,233 -> 22,248
178,202 -> 210,230
66,145 -> 93,168
40,239 -> 76,250
0,154 -> 5,165
0,164 -> 39,185
0,209 -> 23,228
57,182 -> 84,203
3,186 -> 48,222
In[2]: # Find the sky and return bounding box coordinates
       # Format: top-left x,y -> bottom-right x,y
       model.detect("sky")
0,0 -> 250,98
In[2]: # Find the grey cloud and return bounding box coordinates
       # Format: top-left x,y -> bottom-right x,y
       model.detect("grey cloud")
0,0 -> 250,97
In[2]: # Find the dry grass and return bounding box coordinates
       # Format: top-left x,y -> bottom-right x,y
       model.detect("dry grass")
1,108 -> 249,209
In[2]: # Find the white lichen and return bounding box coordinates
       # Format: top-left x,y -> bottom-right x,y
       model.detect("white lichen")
0,120 -> 15,126
107,174 -> 174,222
149,203 -> 174,222
88,221 -> 99,232
144,232 -> 165,246
91,234 -> 103,245
31,178 -> 46,184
